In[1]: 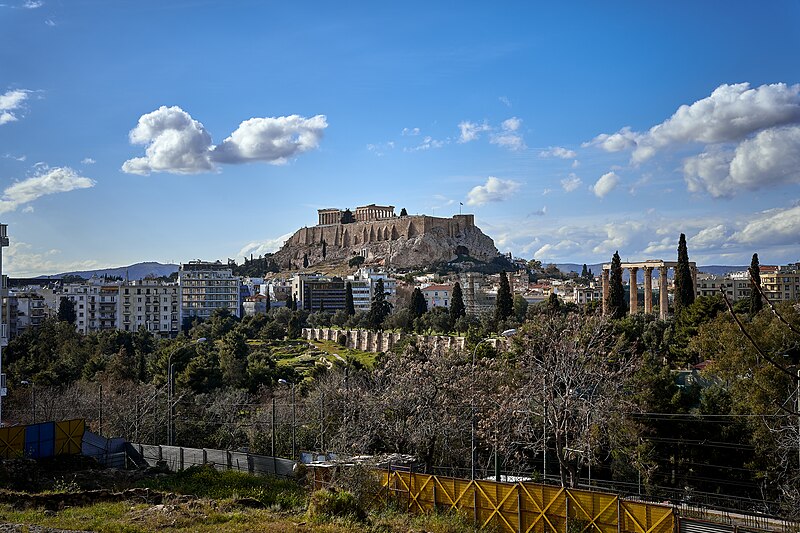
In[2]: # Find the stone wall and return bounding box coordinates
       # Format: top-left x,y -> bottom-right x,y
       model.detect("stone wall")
302,327 -> 509,354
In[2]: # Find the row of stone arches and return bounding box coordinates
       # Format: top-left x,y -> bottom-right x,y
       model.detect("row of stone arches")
342,223 -> 408,246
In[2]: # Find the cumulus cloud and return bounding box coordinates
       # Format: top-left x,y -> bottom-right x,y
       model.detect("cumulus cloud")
23,0 -> 43,7
592,172 -> 620,198
81,157 -> 95,165
587,83 -> 800,165
0,166 -> 95,214
490,117 -> 526,151
237,232 -> 294,257
122,106 -> 214,175
402,127 -> 420,136
731,205 -> 800,246
684,125 -> 800,197
212,114 -> 327,165
122,106 -> 327,175
0,89 -> 29,125
540,146 -> 577,159
560,173 -> 582,192
466,176 -> 521,206
583,126 -> 638,152
458,120 -> 491,143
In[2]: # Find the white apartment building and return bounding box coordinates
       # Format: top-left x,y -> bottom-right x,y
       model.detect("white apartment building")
422,284 -> 453,309
346,268 -> 397,312
179,260 -> 241,324
119,280 -> 179,336
62,281 -> 119,334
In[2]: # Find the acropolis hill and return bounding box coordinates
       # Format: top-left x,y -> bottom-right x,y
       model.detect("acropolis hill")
273,204 -> 501,270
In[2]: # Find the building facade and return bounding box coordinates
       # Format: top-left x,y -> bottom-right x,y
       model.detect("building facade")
179,261 -> 242,324
119,280 -> 179,336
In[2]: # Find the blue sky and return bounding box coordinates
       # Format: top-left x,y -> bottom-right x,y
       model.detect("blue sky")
1,1 -> 799,276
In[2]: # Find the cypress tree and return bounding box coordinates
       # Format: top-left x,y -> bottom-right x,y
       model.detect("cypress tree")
495,271 -> 513,322
303,253 -> 309,268
609,251 -> 626,319
749,253 -> 763,316
450,282 -> 466,323
369,277 -> 392,329
674,233 -> 695,315
58,297 -> 77,324
400,208 -> 408,217
409,287 -> 427,318
345,281 -> 355,316
581,264 -> 588,280
265,291 -> 271,313
322,240 -> 327,259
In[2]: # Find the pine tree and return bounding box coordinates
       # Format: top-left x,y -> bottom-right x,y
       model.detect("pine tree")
400,208 -> 408,217
674,233 -> 695,315
345,281 -> 355,316
495,271 -> 513,322
609,251 -> 626,319
749,253 -> 763,316
409,287 -> 427,318
450,282 -> 466,323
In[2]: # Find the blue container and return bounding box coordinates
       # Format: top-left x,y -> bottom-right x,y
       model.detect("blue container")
24,422 -> 55,459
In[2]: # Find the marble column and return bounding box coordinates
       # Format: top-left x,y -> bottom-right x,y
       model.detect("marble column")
629,267 -> 639,314
659,266 -> 669,319
601,269 -> 609,316
643,266 -> 653,314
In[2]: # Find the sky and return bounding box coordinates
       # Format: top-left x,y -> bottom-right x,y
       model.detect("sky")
1,1 -> 799,276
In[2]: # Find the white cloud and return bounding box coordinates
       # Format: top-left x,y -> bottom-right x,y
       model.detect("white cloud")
23,0 -> 43,7
731,205 -> 800,246
540,146 -> 577,159
0,89 -> 29,125
466,176 -> 521,206
212,114 -> 327,165
571,160 -> 580,168
404,136 -> 445,152
490,116 -> 526,151
560,173 -> 582,192
587,83 -> 800,164
21,205 -> 34,213
528,206 -> 547,217
122,106 -> 214,175
81,157 -> 96,165
3,153 -> 26,161
44,18 -> 54,26
689,224 -> 729,248
5,241 -> 102,278
237,232 -> 294,257
592,172 -> 620,198
401,127 -> 420,136
684,125 -> 800,197
122,106 -> 327,174
458,120 -> 491,143
583,126 -> 638,151
0,166 -> 95,214
499,96 -> 512,108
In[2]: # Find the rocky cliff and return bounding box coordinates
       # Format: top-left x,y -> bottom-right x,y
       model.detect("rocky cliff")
273,214 -> 500,270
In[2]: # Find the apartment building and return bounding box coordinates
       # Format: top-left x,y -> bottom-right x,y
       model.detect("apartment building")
179,260 -> 241,324
422,284 -> 453,309
119,280 -> 179,336
346,268 -> 397,312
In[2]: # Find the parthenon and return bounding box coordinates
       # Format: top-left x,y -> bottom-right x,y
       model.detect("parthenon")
318,204 -> 396,225
601,259 -> 697,319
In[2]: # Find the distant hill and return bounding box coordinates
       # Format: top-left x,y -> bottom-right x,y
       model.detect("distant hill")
35,262 -> 178,281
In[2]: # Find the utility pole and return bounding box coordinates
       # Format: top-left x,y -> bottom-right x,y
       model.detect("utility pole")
0,224 -> 9,427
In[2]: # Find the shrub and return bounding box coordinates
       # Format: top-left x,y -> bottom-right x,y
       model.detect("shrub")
307,487 -> 366,522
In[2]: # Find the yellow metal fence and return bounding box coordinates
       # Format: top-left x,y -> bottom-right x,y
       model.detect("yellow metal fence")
379,470 -> 674,533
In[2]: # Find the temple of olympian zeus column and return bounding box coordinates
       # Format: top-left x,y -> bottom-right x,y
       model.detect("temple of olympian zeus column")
601,259 -> 697,319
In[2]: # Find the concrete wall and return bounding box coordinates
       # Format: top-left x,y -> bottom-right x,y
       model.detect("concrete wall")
131,443 -> 296,478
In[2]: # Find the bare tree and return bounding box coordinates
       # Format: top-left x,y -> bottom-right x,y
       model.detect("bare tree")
497,314 -> 638,487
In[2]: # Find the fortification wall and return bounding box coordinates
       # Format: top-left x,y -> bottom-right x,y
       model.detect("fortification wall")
302,327 -> 510,354
288,214 -> 475,247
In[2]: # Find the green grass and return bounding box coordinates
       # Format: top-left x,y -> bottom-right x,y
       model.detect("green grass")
309,340 -> 377,368
136,465 -> 307,511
